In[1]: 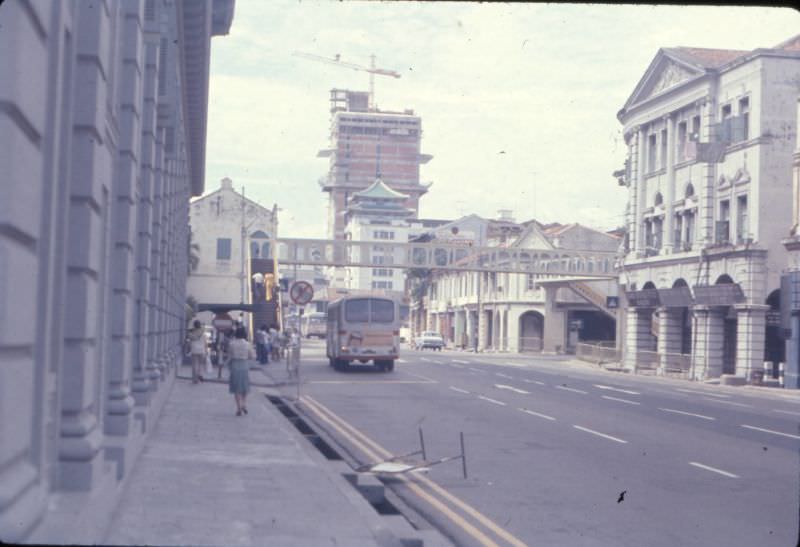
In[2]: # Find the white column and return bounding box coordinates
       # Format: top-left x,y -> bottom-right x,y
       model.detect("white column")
692,306 -> 725,380
664,114 -> 676,252
635,127 -> 647,253
735,304 -> 769,381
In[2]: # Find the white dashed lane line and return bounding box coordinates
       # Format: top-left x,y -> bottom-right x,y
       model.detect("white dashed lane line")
689,461 -> 739,478
659,408 -> 716,420
449,386 -> 470,394
703,398 -> 752,408
468,368 -> 486,374
741,424 -> 800,440
522,379 -> 546,386
420,357 -> 431,362
518,408 -> 556,421
594,384 -> 640,396
773,409 -> 800,417
431,359 -> 444,364
495,372 -> 513,379
676,388 -> 730,399
478,395 -> 507,407
572,425 -> 627,444
556,385 -> 588,395
494,384 -> 531,395
397,359 -> 407,363
602,395 -> 640,405
452,359 -> 470,364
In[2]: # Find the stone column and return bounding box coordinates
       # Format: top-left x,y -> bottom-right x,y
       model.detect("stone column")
657,307 -> 683,373
664,114 -> 676,252
635,127 -> 647,254
542,286 -> 566,353
105,0 -> 146,437
735,304 -> 769,381
58,0 -> 117,491
700,96 -> 717,248
624,307 -> 655,370
692,305 -> 725,380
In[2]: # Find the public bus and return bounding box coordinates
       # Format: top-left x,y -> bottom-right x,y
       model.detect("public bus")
326,296 -> 400,372
302,311 -> 327,339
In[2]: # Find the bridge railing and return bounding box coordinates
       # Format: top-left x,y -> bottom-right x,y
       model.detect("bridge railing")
273,238 -> 618,277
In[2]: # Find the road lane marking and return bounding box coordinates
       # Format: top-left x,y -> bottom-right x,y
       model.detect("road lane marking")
420,357 -> 432,362
741,424 -> 800,440
594,384 -> 640,396
573,425 -> 627,444
677,388 -> 730,399
302,396 -> 525,547
478,396 -> 507,406
522,379 -> 546,386
494,384 -> 531,395
397,359 -> 407,363
431,359 -> 444,364
518,408 -> 556,421
773,409 -> 800,417
602,395 -> 640,405
659,408 -> 715,420
468,368 -> 486,373
449,386 -> 470,394
703,398 -> 752,408
503,362 -> 525,368
556,385 -> 588,394
689,462 -> 739,478
453,359 -> 470,364
495,372 -> 513,379
311,380 -> 435,384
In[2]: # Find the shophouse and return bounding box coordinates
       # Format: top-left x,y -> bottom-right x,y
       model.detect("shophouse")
617,35 -> 800,382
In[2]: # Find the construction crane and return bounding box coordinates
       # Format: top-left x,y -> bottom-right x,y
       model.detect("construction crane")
292,51 -> 401,109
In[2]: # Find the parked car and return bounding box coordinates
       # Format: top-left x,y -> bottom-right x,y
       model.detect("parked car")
415,331 -> 444,351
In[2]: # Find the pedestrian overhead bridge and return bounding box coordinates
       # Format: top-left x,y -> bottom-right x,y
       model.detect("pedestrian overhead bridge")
274,238 -> 618,277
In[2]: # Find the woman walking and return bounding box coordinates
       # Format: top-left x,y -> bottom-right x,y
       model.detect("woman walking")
226,326 -> 256,416
187,320 -> 207,384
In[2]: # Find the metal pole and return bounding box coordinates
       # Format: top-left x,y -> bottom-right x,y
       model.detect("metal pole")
418,427 -> 426,461
240,186 -> 246,305
459,432 -> 467,479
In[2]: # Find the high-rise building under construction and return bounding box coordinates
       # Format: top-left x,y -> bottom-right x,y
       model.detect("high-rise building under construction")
318,89 -> 433,239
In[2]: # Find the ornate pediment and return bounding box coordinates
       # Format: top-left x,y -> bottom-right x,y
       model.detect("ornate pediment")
719,167 -> 751,188
650,61 -> 694,96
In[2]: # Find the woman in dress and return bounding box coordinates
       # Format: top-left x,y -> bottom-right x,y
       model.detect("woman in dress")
187,320 -> 207,384
226,326 -> 256,416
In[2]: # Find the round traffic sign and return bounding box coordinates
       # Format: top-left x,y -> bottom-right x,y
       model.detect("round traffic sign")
289,281 -> 314,305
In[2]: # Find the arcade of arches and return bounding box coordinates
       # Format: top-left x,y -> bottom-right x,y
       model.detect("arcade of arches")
625,276 -> 785,380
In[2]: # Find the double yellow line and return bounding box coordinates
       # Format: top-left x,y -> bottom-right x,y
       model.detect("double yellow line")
301,395 -> 528,547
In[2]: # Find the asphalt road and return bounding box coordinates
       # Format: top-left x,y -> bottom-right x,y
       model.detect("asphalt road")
281,340 -> 800,547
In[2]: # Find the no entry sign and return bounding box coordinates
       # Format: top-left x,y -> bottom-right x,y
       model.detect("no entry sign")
289,281 -> 314,305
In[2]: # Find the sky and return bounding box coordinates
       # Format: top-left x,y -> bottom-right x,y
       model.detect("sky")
203,2 -> 800,238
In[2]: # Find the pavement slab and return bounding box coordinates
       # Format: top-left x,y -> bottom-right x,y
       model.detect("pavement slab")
104,368 -> 412,547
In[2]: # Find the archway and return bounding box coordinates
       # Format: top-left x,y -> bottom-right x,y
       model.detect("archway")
519,311 -> 544,352
765,289 -> 785,378
673,278 -> 692,354
715,274 -> 737,374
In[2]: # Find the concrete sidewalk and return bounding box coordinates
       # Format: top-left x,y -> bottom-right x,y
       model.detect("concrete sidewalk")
103,364 -> 433,546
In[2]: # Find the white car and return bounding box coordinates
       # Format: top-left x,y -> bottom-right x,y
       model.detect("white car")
415,331 -> 444,351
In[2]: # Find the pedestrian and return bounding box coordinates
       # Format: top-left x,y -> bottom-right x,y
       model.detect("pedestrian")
187,320 -> 207,383
252,272 -> 264,301
225,326 -> 256,416
269,324 -> 281,361
256,324 -> 270,364
216,330 -> 229,379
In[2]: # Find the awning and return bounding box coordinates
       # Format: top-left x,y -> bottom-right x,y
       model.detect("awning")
657,286 -> 693,308
624,288 -> 661,308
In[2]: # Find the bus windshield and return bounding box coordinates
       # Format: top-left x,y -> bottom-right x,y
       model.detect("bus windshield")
344,298 -> 394,323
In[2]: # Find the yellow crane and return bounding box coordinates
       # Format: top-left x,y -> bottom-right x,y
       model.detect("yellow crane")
292,51 -> 401,109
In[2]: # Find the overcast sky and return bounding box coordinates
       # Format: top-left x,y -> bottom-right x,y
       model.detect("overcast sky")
203,2 -> 800,238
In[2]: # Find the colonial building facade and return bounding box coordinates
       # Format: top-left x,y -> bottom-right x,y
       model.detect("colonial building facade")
617,36 -> 800,383
0,0 -> 234,542
187,176 -> 278,325
417,216 -> 620,353
782,94 -> 800,389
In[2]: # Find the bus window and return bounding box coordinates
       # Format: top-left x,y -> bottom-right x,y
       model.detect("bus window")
371,299 -> 394,323
345,298 -> 370,323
